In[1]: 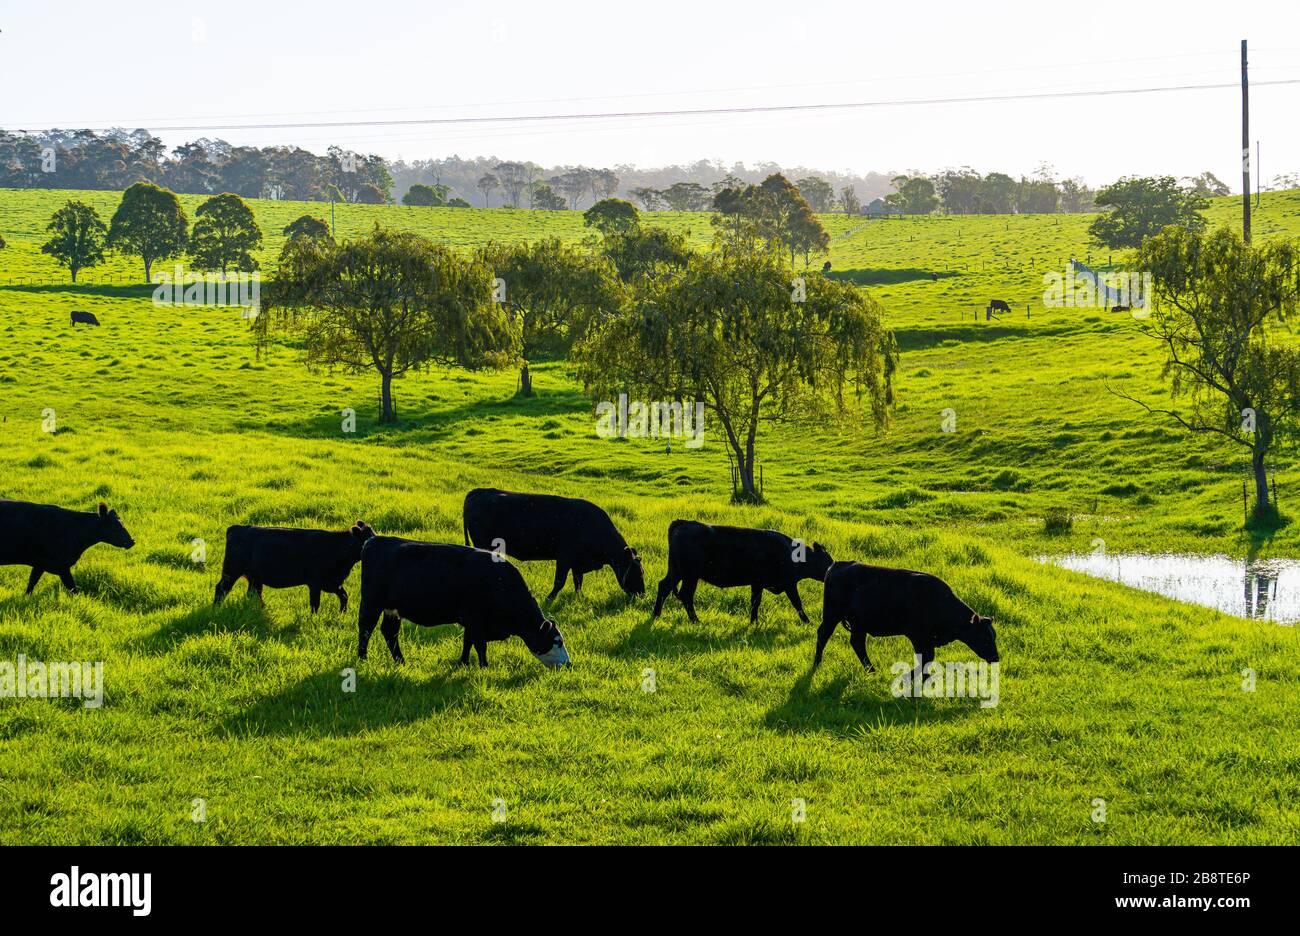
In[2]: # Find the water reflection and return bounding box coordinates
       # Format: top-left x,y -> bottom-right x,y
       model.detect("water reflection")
1040,552 -> 1297,624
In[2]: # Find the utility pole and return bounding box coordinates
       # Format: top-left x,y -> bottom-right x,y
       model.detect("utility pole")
1242,39 -> 1251,243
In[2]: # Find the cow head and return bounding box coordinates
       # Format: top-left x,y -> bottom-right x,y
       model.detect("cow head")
521,618 -> 571,668
958,613 -> 999,663
613,546 -> 646,597
97,503 -> 135,549
801,541 -> 834,582
350,520 -> 376,544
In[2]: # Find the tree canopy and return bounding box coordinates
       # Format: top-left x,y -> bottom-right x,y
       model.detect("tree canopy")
190,193 -> 262,275
107,182 -> 189,282
1089,176 -> 1208,249
41,200 -> 107,282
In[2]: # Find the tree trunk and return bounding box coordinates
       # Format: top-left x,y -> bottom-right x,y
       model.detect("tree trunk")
1252,447 -> 1271,518
379,371 -> 395,423
143,257 -> 152,283
70,267 -> 78,283
519,362 -> 533,397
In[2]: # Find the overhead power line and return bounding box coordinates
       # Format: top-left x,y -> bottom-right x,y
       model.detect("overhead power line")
13,78 -> 1300,136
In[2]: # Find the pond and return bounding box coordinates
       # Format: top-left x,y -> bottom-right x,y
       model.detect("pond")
1039,552 -> 1300,624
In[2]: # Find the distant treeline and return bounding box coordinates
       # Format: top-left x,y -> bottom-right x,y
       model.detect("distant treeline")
0,128 -> 1254,217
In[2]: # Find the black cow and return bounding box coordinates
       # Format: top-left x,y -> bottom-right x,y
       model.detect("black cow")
815,562 -> 999,679
356,536 -> 570,668
463,488 -> 644,601
71,311 -> 100,326
988,299 -> 1011,315
0,500 -> 135,593
652,520 -> 833,624
214,521 -> 374,612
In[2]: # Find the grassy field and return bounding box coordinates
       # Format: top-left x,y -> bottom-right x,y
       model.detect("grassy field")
1,187 -> 1298,844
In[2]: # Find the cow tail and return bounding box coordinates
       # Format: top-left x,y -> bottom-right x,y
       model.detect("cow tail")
463,516 -> 470,547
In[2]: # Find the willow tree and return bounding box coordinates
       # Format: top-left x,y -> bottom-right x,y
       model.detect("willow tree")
576,250 -> 897,502
1122,225 -> 1300,522
258,226 -> 518,423
479,238 -> 623,396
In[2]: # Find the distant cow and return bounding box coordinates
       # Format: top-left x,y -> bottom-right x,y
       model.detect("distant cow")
930,272 -> 939,282
357,536 -> 570,668
1110,304 -> 1131,313
821,261 -> 832,273
0,500 -> 135,593
214,522 -> 374,611
653,520 -> 833,624
815,562 -> 999,678
988,299 -> 1011,315
71,311 -> 100,326
463,488 -> 645,601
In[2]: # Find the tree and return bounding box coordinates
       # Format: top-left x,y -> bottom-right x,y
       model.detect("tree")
1184,171 -> 1231,198
189,193 -> 262,275
1089,176 -> 1207,249
839,185 -> 860,215
1117,226 -> 1300,522
41,200 -> 107,282
107,182 -> 189,282
576,251 -> 896,502
1059,177 -> 1094,213
601,226 -> 692,283
354,182 -> 387,205
885,175 -> 938,215
551,167 -> 594,209
480,238 -> 623,395
283,215 -> 332,243
494,161 -> 535,207
629,187 -> 664,211
259,227 -> 518,424
476,173 -> 499,207
529,182 -> 566,211
583,198 -> 639,236
976,172 -> 1017,214
795,176 -> 834,213
660,181 -> 711,211
402,183 -> 447,206
789,203 -> 830,268
447,197 -> 471,208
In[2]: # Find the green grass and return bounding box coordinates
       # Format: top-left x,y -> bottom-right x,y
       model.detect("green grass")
1,187 -> 1299,844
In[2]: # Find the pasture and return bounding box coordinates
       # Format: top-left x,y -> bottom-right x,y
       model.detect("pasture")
1,187 -> 1298,844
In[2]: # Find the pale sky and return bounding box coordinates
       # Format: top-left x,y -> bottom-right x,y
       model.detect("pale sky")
2,0 -> 1298,188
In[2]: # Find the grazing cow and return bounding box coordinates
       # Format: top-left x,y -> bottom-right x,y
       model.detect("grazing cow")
214,521 -> 375,612
463,488 -> 645,601
0,500 -> 135,593
930,272 -> 939,282
821,260 -> 832,273
652,519 -> 833,624
1110,304 -> 1131,313
988,299 -> 1011,315
71,311 -> 100,326
356,536 -> 570,668
815,562 -> 999,678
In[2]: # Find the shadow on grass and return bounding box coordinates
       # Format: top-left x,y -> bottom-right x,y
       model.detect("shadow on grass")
611,607 -> 789,658
221,664 -> 478,737
241,382 -> 591,445
136,598 -> 296,654
763,665 -> 973,734
827,267 -> 961,287
0,283 -> 155,299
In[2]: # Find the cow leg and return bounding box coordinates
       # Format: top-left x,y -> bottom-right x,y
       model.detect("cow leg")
334,586 -> 348,613
309,587 -> 322,614
653,574 -> 678,618
213,574 -> 236,604
474,636 -> 488,667
546,563 -> 569,602
25,568 -> 44,594
380,612 -> 405,664
911,644 -> 935,686
248,579 -> 264,602
849,625 -> 874,671
459,629 -> 473,666
814,612 -> 838,667
357,600 -> 382,660
572,570 -> 584,594
679,578 -> 700,623
749,584 -> 762,623
57,569 -> 78,593
784,585 -> 809,624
